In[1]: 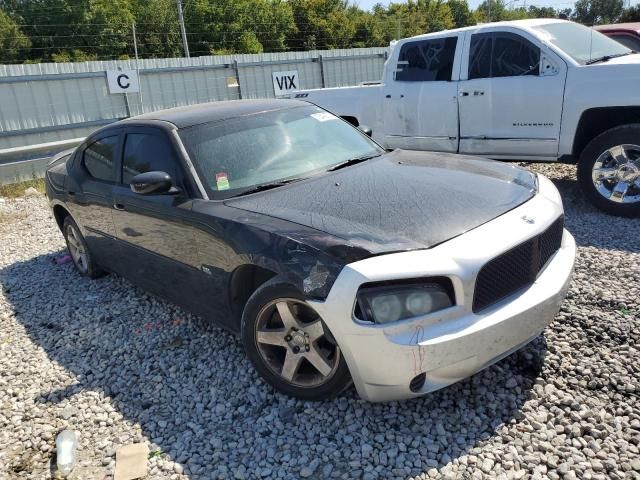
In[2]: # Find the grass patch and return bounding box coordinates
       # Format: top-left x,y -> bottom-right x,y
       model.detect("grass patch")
0,178 -> 45,199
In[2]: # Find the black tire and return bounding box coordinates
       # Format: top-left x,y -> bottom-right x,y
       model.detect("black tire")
577,124 -> 640,217
241,278 -> 352,400
62,216 -> 104,278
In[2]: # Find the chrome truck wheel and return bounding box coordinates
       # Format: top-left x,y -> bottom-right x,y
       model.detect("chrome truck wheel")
591,144 -> 640,204
578,124 -> 640,217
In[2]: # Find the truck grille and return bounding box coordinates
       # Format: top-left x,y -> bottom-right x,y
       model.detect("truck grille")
472,216 -> 564,313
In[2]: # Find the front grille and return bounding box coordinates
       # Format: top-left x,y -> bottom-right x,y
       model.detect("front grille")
473,216 -> 564,313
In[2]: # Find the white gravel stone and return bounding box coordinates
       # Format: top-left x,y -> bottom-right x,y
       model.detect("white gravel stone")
0,163 -> 638,479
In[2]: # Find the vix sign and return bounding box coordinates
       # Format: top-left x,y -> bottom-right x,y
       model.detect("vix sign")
106,70 -> 140,94
272,70 -> 300,96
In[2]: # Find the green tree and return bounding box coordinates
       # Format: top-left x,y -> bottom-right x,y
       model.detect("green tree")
527,5 -> 557,18
573,0 -> 623,25
288,0 -> 357,50
619,5 -> 640,22
133,0 -> 183,58
447,0 -> 476,28
372,0 -> 454,43
0,8 -> 30,62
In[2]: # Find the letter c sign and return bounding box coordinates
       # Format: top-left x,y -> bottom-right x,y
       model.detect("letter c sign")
107,70 -> 140,94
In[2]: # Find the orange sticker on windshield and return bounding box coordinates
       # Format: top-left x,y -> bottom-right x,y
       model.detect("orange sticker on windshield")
216,173 -> 230,190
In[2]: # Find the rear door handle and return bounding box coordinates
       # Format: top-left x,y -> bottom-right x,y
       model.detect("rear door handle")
473,91 -> 484,96
459,91 -> 469,97
113,203 -> 125,211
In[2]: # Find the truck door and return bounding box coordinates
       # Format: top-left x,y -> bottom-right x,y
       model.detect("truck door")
382,34 -> 461,152
458,29 -> 566,159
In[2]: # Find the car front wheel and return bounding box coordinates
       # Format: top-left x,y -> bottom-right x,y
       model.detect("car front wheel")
62,216 -> 104,278
241,279 -> 352,400
577,124 -> 640,217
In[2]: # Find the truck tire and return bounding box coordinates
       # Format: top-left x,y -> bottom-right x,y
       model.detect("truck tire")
577,124 -> 640,217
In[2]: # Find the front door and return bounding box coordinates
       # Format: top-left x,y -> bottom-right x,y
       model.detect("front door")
111,128 -> 213,316
458,30 -> 566,159
382,35 -> 461,152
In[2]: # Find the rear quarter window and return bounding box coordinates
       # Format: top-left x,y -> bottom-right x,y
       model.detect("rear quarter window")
83,136 -> 118,182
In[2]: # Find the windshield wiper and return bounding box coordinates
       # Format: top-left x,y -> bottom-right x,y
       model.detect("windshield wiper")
585,52 -> 633,65
326,152 -> 383,172
233,177 -> 305,197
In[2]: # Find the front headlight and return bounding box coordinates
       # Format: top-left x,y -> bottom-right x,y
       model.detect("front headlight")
356,280 -> 454,325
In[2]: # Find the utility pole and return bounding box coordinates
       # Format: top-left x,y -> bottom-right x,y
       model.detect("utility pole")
132,22 -> 144,113
176,0 -> 190,58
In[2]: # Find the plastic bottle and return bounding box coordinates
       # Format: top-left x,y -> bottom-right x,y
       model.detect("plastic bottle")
55,430 -> 78,477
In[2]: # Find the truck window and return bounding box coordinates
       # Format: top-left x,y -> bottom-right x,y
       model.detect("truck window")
469,32 -> 540,79
395,37 -> 458,82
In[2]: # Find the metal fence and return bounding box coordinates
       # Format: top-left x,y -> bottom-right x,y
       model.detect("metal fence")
0,47 -> 388,152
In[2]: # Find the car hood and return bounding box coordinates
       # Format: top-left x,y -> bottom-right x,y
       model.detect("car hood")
224,150 -> 537,256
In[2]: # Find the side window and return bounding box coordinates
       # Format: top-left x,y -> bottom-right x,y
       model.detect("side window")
122,133 -> 179,185
396,37 -> 458,82
469,32 -> 540,79
469,33 -> 492,79
83,136 -> 119,182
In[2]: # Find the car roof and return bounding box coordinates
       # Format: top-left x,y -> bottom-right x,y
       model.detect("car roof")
400,18 -> 569,41
122,99 -> 310,129
595,22 -> 640,34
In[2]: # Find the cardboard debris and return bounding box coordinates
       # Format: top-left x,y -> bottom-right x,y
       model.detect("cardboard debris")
114,443 -> 149,480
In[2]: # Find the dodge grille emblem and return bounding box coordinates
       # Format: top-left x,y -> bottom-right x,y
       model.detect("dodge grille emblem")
521,215 -> 535,224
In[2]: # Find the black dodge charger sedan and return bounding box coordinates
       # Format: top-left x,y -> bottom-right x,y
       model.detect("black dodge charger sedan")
46,99 -> 575,401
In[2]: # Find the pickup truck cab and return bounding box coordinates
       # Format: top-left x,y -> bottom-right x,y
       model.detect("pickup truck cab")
292,19 -> 640,216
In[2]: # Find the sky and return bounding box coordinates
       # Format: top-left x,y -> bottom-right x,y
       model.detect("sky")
354,0 -> 639,12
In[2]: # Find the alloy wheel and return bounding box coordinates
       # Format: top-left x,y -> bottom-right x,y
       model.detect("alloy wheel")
254,298 -> 340,388
591,144 -> 640,204
66,224 -> 88,274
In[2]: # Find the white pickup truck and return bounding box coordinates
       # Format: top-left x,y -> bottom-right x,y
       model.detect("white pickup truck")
291,19 -> 640,217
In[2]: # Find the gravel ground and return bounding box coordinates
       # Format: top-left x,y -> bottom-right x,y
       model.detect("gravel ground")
0,163 -> 639,480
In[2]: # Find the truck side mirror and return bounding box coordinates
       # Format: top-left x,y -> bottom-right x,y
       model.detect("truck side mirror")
359,125 -> 373,137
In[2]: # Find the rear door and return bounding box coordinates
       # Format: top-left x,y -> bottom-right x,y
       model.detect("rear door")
111,127 -> 212,314
65,133 -> 121,267
458,28 -> 566,159
382,34 -> 461,152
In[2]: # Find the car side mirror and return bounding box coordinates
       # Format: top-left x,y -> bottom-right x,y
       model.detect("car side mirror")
130,171 -> 175,195
359,125 -> 373,137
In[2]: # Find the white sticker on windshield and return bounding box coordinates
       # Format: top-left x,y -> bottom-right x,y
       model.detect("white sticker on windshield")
311,112 -> 336,122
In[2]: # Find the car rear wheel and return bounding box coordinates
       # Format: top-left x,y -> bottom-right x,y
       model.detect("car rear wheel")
577,124 -> 640,217
241,279 -> 351,400
62,216 -> 104,278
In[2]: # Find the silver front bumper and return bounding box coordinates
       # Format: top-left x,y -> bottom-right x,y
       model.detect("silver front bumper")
310,175 -> 576,402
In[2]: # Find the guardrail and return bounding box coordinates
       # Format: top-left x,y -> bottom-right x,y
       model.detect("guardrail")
0,138 -> 84,185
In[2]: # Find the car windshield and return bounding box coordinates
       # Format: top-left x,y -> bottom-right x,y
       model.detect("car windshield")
179,105 -> 383,199
533,22 -> 632,65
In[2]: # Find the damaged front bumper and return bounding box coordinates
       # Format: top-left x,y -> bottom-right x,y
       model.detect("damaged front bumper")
309,175 -> 576,402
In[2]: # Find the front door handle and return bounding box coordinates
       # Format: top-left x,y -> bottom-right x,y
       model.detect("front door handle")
473,90 -> 485,96
459,91 -> 469,97
113,203 -> 125,211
